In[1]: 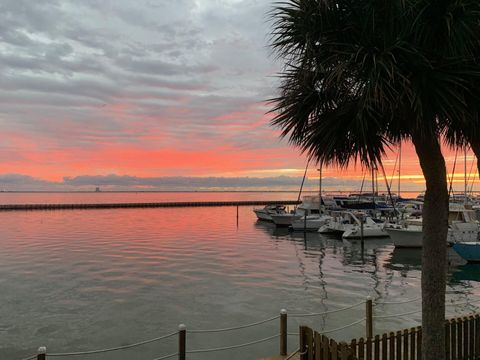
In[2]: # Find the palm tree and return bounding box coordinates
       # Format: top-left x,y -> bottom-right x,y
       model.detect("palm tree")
268,1 -> 480,359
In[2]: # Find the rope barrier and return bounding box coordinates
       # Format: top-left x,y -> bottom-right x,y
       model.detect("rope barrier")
20,356 -> 36,360
374,297 -> 421,305
186,333 -> 279,354
152,352 -> 178,360
26,294 -> 480,360
373,309 -> 422,319
290,300 -> 365,317
189,315 -> 280,333
285,348 -> 301,360
47,331 -> 177,356
320,318 -> 365,334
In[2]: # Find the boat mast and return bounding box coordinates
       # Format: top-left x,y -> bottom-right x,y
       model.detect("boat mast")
318,160 -> 322,214
295,159 -> 310,211
465,144 -> 468,203
398,142 -> 401,200
371,165 -> 376,209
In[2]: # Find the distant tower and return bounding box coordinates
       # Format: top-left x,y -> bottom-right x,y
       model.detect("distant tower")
95,187 -> 101,192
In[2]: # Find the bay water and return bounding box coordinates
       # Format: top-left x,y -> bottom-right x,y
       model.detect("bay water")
0,192 -> 479,359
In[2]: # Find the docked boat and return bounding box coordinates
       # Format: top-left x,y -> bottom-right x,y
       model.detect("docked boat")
271,195 -> 321,227
318,211 -> 388,239
253,204 -> 287,221
290,214 -> 332,231
453,242 -> 480,263
342,217 -> 389,239
385,204 -> 479,248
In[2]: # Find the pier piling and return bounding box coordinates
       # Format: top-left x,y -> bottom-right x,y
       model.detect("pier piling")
178,324 -> 186,360
366,297 -> 373,339
280,309 -> 287,356
37,346 -> 46,360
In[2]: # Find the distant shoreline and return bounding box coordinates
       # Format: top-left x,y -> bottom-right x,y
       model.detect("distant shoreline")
0,190 -> 430,193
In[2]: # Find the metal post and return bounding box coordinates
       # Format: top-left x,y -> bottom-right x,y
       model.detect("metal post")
280,309 -> 287,356
299,325 -> 308,360
37,346 -> 46,360
178,324 -> 186,360
366,296 -> 373,339
236,205 -> 239,227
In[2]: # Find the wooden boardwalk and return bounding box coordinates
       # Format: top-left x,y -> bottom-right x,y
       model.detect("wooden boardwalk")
0,200 -> 300,211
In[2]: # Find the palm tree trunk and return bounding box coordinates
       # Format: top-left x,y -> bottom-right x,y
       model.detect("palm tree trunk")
411,132 -> 449,360
470,141 -> 480,179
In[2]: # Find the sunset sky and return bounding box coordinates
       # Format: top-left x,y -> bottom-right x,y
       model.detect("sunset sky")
0,0 -> 478,192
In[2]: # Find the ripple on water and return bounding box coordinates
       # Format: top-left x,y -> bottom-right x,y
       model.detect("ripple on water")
0,204 -> 477,359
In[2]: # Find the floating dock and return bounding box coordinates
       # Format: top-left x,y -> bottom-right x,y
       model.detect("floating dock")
0,200 -> 300,211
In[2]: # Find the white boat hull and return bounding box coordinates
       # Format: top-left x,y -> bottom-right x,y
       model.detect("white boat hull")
253,209 -> 273,221
271,214 -> 301,226
342,226 -> 389,239
386,223 -> 479,248
291,215 -> 331,231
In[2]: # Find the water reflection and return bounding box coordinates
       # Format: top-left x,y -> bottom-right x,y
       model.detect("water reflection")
451,264 -> 480,284
5,206 -> 480,359
386,248 -> 422,271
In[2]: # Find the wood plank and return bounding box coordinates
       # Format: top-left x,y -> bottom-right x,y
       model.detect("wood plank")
403,329 -> 408,360
381,334 -> 387,360
469,316 -> 475,358
350,339 -> 357,359
410,328 -> 416,360
374,335 -> 379,360
463,316 -> 469,359
339,342 -> 349,360
322,335 -> 329,360
314,332 -> 321,360
457,317 -> 463,360
416,327 -> 421,360
307,327 -> 314,360
388,333 -> 395,360
395,331 -> 402,360
358,338 -> 365,360
331,339 -> 338,360
366,338 -> 372,360
475,315 -> 480,358
451,319 -> 457,360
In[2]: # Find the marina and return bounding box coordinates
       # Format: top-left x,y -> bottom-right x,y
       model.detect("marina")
2,192 -> 480,359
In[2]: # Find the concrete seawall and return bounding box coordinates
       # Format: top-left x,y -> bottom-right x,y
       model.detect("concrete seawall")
0,200 -> 300,211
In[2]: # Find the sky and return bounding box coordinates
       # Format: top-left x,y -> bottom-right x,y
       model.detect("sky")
0,0 -> 477,192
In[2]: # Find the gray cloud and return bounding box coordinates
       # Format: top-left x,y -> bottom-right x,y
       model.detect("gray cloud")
0,173 -> 369,191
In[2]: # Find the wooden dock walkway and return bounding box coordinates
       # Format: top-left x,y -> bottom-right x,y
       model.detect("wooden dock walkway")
0,200 -> 300,211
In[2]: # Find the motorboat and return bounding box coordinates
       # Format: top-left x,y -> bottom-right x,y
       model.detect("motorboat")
290,214 -> 332,231
271,195 -> 321,227
253,204 -> 287,221
342,217 -> 389,239
452,242 -> 480,263
385,204 -> 479,248
318,211 -> 388,239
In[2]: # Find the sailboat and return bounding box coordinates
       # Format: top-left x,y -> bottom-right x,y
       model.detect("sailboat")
290,162 -> 332,231
387,145 -> 480,248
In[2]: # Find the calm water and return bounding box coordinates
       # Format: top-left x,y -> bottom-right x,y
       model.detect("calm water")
1,192 -> 480,360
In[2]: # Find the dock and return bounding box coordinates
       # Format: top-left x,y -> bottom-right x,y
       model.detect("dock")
0,200 -> 300,211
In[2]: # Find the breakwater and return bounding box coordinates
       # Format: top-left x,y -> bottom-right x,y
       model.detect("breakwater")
0,200 -> 300,211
